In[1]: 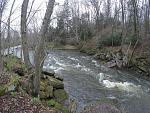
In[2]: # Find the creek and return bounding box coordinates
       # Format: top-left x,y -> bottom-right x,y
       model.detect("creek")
6,46 -> 150,113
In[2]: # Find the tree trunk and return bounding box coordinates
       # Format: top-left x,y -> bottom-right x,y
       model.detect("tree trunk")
128,40 -> 139,66
21,0 -> 31,68
0,9 -> 3,73
7,0 -> 16,54
33,0 -> 55,97
132,0 -> 138,38
120,0 -> 125,49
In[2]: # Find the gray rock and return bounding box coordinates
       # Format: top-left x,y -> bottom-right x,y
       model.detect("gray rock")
106,53 -> 113,61
42,68 -> 55,77
40,81 -> 53,99
115,58 -> 123,68
47,76 -> 64,89
54,89 -> 68,103
116,52 -> 122,60
105,60 -> 116,68
122,56 -> 128,67
99,53 -> 107,60
54,74 -> 64,81
7,84 -> 16,92
93,53 -> 100,59
47,86 -> 53,97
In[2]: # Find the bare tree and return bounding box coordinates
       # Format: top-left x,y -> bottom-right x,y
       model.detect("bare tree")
105,0 -> 111,24
144,0 -> 149,35
120,0 -> 126,48
33,0 -> 55,97
7,0 -> 16,54
21,0 -> 31,68
0,0 -> 8,73
89,0 -> 102,30
131,0 -> 139,38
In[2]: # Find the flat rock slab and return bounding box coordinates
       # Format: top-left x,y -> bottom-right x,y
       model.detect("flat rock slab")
42,68 -> 55,77
47,76 -> 64,89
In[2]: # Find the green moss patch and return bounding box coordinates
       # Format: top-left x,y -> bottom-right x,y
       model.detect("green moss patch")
0,74 -> 20,96
47,99 -> 69,113
4,56 -> 27,73
54,89 -> 68,103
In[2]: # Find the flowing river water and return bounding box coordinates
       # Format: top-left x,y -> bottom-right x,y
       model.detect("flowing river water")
6,46 -> 150,113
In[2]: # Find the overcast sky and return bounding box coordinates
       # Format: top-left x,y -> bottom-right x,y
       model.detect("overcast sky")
3,0 -> 65,31
3,0 -> 118,31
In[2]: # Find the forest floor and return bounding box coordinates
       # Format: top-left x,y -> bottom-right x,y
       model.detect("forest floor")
0,72 -> 59,113
0,56 -> 67,113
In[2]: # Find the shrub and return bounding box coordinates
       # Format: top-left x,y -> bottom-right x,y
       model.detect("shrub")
80,28 -> 93,41
97,32 -> 122,49
4,56 -> 27,72
126,34 -> 139,46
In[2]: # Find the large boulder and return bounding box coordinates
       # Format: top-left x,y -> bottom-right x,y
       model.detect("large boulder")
42,68 -> 55,77
54,89 -> 68,103
134,58 -> 150,76
99,53 -> 107,61
39,81 -> 54,99
105,60 -> 116,68
47,86 -> 53,97
54,74 -> 64,81
40,86 -> 53,99
106,52 -> 113,61
47,76 -> 64,89
93,53 -> 100,60
104,51 -> 128,68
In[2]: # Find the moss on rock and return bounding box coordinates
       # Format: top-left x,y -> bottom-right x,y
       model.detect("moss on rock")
54,89 -> 68,103
4,56 -> 27,74
47,76 -> 64,89
47,99 -> 69,113
0,74 -> 20,96
40,80 -> 54,99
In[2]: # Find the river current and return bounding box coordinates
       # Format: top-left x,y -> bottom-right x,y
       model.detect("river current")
5,46 -> 150,113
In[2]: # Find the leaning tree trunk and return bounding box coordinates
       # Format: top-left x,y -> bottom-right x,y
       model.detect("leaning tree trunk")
0,9 -> 3,73
21,0 -> 31,68
33,0 -> 55,97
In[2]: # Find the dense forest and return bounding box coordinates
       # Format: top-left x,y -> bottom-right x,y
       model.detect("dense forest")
0,0 -> 150,113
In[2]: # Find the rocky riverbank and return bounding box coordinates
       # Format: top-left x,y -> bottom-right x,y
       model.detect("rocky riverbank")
0,56 -> 68,113
80,46 -> 150,77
